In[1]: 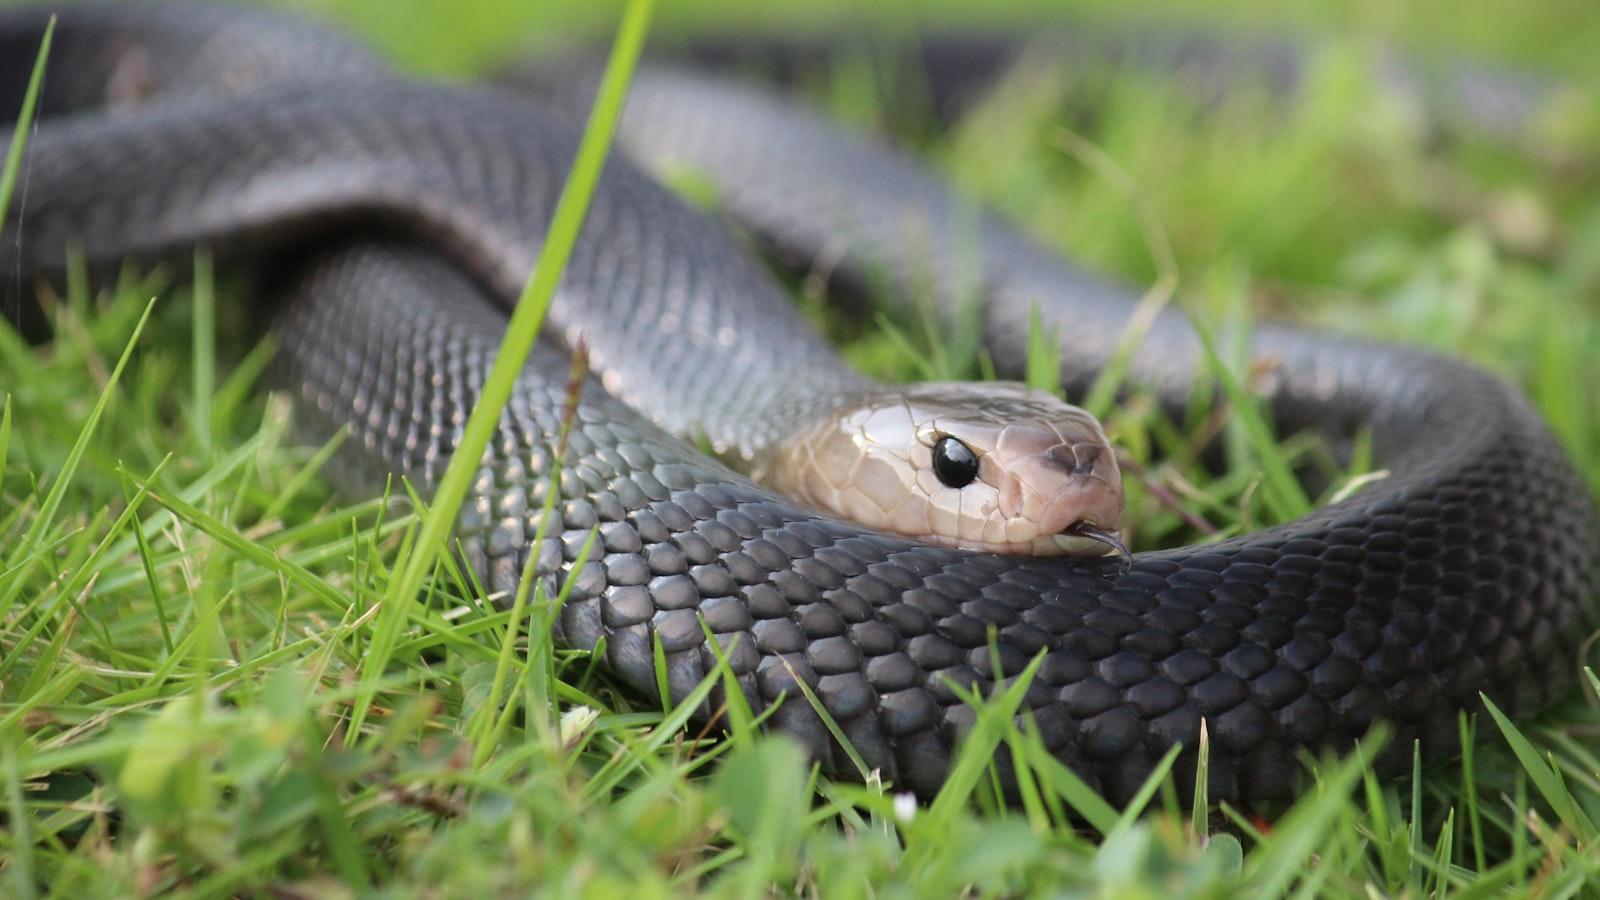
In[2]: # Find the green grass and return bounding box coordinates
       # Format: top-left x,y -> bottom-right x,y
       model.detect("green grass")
1,1 -> 1598,896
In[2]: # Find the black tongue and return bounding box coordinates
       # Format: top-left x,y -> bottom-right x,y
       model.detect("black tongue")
1063,522 -> 1132,566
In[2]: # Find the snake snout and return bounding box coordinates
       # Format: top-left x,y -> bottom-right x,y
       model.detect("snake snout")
1039,470 -> 1126,559
990,428 -> 1126,558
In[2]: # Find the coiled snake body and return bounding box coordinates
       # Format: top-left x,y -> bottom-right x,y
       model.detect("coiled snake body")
1,3 -> 1594,802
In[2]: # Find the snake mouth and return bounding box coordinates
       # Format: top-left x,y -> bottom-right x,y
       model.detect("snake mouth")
1062,521 -> 1132,565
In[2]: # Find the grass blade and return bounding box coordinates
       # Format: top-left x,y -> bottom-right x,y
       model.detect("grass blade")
348,0 -> 657,740
1480,693 -> 1594,839
191,249 -> 216,453
0,15 -> 52,234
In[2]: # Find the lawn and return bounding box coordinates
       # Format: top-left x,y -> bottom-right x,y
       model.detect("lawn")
1,0 -> 1597,895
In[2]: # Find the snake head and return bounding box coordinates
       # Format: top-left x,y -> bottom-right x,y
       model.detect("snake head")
761,381 -> 1126,557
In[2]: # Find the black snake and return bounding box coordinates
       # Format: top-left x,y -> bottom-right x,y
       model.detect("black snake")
1,2 -> 1594,803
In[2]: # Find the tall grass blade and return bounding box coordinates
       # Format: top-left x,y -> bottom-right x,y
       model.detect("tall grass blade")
0,16 -> 52,235
349,0 -> 657,740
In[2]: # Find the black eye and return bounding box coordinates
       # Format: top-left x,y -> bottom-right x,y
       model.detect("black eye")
932,436 -> 979,488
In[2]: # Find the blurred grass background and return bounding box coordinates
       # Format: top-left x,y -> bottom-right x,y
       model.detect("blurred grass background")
284,0 -> 1600,81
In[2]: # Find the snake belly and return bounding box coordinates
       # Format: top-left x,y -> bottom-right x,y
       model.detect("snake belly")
0,2 -> 1595,804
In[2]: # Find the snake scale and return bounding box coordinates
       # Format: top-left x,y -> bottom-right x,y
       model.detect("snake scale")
1,2 -> 1594,803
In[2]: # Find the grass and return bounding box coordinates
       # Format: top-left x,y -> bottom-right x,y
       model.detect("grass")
1,0 -> 1598,896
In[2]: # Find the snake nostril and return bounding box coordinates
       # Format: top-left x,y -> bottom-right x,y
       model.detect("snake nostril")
1040,444 -> 1100,478
1065,443 -> 1102,477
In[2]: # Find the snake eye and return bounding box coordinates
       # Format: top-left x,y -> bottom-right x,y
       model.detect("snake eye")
932,436 -> 979,488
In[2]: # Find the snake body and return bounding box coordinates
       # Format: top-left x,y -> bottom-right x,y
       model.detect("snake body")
1,3 -> 1594,803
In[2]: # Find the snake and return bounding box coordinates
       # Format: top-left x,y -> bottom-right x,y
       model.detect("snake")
1,2 -> 1594,804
